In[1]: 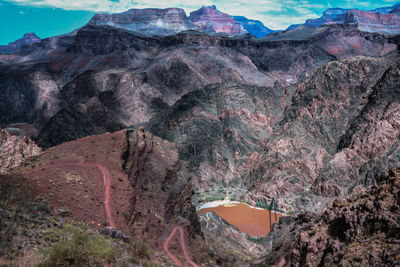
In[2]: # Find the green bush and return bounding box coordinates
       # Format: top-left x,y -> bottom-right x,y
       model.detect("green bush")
141,184 -> 149,191
39,229 -> 119,267
36,202 -> 49,213
255,202 -> 267,209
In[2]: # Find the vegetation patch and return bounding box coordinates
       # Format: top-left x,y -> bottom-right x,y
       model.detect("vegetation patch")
38,227 -> 119,267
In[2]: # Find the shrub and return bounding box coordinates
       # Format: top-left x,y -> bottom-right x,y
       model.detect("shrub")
141,184 -> 149,191
255,202 -> 267,209
38,229 -> 119,267
129,239 -> 152,263
36,202 -> 49,213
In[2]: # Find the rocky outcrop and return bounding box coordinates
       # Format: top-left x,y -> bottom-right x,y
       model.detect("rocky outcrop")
0,129 -> 41,173
189,6 -> 247,36
0,33 -> 40,54
233,16 -> 275,38
88,8 -> 199,36
265,166 -> 400,266
122,127 -> 208,262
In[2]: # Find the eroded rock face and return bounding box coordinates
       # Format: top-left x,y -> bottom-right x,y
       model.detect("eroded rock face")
233,16 -> 275,38
1,23 -> 396,149
248,54 -> 400,212
0,129 -> 41,173
189,6 -> 247,36
122,127 -> 207,262
149,53 -> 400,214
265,166 -> 400,266
88,8 -> 199,36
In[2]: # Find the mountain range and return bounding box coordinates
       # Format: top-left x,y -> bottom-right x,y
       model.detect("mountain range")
1,2 -> 400,266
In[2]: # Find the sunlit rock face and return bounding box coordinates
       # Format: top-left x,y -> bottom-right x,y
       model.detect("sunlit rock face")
88,8 -> 199,36
233,16 -> 275,38
189,5 -> 248,36
0,33 -> 40,54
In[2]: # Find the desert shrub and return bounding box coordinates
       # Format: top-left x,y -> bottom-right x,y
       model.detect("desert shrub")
36,202 -> 49,213
129,239 -> 152,261
38,229 -> 119,267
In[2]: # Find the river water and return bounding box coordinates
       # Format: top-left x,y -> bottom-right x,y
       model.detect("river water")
198,203 -> 282,237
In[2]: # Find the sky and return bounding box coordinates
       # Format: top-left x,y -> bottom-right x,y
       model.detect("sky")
1,0 -> 400,44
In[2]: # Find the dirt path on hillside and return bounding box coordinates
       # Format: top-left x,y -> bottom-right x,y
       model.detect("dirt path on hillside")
26,161 -> 116,228
90,163 -> 116,228
163,226 -> 198,267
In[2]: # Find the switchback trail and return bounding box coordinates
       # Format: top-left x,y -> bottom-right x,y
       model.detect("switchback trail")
163,226 -> 198,267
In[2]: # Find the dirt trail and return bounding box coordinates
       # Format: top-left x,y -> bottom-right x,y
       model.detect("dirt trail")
91,163 -> 116,228
163,226 -> 198,267
28,161 -> 116,229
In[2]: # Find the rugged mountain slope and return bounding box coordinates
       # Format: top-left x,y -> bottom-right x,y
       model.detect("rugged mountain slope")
189,5 -> 247,36
0,33 -> 40,54
265,166 -> 400,266
148,53 -> 400,215
0,23 -> 396,149
247,54 -> 400,212
0,129 -> 41,173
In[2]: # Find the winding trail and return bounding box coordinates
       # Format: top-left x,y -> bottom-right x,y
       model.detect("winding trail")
163,226 -> 199,267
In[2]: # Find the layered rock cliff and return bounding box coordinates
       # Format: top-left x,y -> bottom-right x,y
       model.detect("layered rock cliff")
189,5 -> 247,36
297,3 -> 400,34
88,8 -> 199,36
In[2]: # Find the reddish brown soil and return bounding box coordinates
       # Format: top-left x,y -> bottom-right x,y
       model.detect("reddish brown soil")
163,226 -> 199,267
199,204 -> 282,237
17,130 -> 133,232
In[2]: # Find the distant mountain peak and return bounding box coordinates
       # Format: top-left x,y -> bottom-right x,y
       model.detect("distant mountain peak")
0,32 -> 41,54
189,5 -> 247,36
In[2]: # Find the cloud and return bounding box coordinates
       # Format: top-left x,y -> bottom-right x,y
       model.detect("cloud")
3,0 -> 400,30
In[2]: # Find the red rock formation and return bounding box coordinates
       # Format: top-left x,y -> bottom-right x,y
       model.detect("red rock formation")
189,6 -> 247,36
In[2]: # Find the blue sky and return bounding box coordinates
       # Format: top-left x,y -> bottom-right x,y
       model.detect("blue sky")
1,0 -> 399,44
